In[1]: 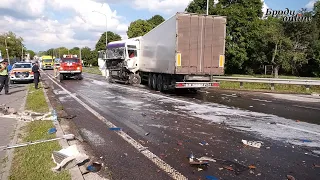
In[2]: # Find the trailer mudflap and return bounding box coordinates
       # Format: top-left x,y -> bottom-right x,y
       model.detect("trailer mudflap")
175,82 -> 219,88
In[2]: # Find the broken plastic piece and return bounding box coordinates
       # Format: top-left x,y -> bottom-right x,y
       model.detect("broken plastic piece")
109,127 -> 121,131
223,166 -> 234,171
48,127 -> 57,134
145,132 -> 150,136
205,175 -> 219,180
248,165 -> 256,169
301,139 -> 312,143
87,162 -> 102,172
199,141 -> 209,146
242,140 -> 263,148
313,163 -> 320,168
197,156 -> 216,162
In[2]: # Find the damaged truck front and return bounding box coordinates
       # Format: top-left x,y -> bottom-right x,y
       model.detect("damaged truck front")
106,12 -> 227,92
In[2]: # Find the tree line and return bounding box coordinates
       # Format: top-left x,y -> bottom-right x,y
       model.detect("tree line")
0,32 -> 35,62
42,0 -> 320,77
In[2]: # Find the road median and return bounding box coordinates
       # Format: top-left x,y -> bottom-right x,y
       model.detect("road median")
9,83 -> 71,180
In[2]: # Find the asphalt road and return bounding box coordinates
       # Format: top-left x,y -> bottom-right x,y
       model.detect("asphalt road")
41,71 -> 320,180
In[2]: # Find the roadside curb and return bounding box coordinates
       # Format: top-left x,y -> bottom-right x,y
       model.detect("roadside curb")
42,83 -> 84,180
0,86 -> 28,180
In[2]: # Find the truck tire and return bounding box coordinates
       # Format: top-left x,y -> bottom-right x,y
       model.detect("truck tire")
129,74 -> 141,85
157,74 -> 164,92
59,74 -> 64,81
152,74 -> 157,90
148,74 -> 153,89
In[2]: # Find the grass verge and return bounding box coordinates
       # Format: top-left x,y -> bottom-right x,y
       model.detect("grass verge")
25,84 -> 49,113
9,84 -> 70,180
83,66 -> 101,75
226,74 -> 320,80
220,81 -> 320,94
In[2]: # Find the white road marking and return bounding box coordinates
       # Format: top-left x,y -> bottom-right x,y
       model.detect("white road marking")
43,72 -> 187,180
292,105 -> 320,111
251,98 -> 272,103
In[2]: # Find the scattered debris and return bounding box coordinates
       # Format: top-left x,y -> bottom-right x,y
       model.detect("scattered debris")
301,139 -> 312,143
0,134 -> 75,151
223,165 -> 234,171
296,120 -> 300,122
267,122 -> 277,125
189,154 -> 209,166
313,163 -> 320,168
218,168 -> 223,170
197,156 -> 216,162
249,170 -> 255,174
141,113 -> 147,117
109,127 -> 121,131
248,165 -> 256,169
266,147 -> 271,149
242,139 -> 263,148
87,162 -> 102,172
52,144 -> 89,171
205,175 -> 218,180
287,175 -> 295,180
249,106 -> 253,108
48,127 -> 57,134
145,132 -> 150,136
197,168 -> 203,171
177,142 -> 183,146
199,141 -> 209,146
62,114 -> 77,119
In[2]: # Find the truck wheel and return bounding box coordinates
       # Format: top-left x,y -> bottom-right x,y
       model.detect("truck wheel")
77,74 -> 83,80
157,74 -> 164,92
148,74 -> 153,89
152,74 -> 157,90
129,74 -> 141,85
59,74 -> 64,81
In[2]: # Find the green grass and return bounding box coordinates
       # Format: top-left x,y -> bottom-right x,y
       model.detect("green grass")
9,121 -> 70,180
82,66 -> 101,75
220,81 -> 320,94
9,83 -> 70,180
25,84 -> 49,113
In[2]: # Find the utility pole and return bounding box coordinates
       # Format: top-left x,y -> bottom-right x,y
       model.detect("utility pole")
206,0 -> 209,15
21,43 -> 24,61
4,37 -> 10,64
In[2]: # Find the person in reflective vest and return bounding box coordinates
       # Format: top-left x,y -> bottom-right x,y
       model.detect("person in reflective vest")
0,59 -> 9,95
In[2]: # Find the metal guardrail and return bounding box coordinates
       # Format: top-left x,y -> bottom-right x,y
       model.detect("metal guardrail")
211,76 -> 320,90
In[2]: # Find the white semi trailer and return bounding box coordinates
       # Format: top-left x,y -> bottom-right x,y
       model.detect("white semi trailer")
105,12 -> 227,92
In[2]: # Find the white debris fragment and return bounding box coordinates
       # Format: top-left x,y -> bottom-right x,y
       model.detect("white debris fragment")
242,139 -> 263,148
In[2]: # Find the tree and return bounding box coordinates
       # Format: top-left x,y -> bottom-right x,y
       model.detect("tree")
95,31 -> 122,51
0,31 -> 24,61
127,19 -> 153,38
27,50 -> 35,59
147,15 -> 165,28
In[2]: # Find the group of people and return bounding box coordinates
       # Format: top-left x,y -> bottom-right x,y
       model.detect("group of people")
0,60 -> 41,95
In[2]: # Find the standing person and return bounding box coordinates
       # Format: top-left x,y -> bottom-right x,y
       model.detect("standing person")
32,61 -> 40,89
0,59 -> 9,95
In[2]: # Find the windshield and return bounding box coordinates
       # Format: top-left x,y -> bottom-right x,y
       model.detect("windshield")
62,58 -> 79,63
13,64 -> 31,68
106,47 -> 125,59
43,59 -> 53,63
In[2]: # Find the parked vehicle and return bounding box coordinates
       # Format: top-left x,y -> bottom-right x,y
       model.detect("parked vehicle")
41,55 -> 55,70
59,55 -> 83,81
9,62 -> 34,83
105,12 -> 226,91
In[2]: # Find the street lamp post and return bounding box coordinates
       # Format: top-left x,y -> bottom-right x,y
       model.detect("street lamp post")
4,37 -> 10,64
92,10 -> 108,48
206,0 -> 209,15
92,10 -> 109,78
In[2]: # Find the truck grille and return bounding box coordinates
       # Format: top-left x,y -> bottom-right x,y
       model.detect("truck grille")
15,72 -> 29,78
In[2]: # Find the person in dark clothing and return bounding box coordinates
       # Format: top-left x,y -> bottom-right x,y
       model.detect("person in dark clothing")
32,61 -> 40,89
0,59 -> 9,95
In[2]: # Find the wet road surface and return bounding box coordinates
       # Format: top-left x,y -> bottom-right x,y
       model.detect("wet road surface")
41,71 -> 320,180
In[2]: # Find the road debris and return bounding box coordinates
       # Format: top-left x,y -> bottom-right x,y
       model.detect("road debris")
248,165 -> 256,169
313,163 -> 320,167
287,175 -> 295,180
205,175 -> 218,180
62,114 -> 77,119
242,139 -> 263,148
52,144 -> 89,171
0,134 -> 75,151
218,168 -> 223,170
199,141 -> 209,146
145,132 -> 150,136
301,139 -> 312,143
48,127 -> 57,134
189,154 -> 209,166
87,162 -> 102,172
223,165 -> 234,171
177,142 -> 183,146
197,168 -> 203,171
109,127 -> 122,131
197,156 -> 216,162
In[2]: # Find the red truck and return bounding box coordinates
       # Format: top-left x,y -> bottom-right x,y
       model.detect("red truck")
59,55 -> 83,81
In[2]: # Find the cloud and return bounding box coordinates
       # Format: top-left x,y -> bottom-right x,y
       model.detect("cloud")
133,0 -> 192,14
306,0 -> 317,9
0,0 -> 129,51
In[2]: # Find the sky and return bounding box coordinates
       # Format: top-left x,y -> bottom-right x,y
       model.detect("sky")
0,0 -> 318,52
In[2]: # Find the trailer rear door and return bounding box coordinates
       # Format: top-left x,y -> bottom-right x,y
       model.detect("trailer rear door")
175,14 -> 226,75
